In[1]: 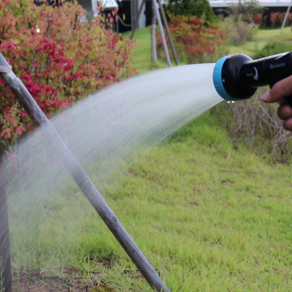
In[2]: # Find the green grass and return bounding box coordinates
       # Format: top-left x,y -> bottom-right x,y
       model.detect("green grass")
11,116 -> 292,291
123,28 -> 180,74
10,27 -> 292,291
227,26 -> 292,56
125,26 -> 292,71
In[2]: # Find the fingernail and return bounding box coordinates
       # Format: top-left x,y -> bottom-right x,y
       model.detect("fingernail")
261,92 -> 270,102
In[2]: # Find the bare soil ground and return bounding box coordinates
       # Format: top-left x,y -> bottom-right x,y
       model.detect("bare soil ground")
12,269 -> 114,292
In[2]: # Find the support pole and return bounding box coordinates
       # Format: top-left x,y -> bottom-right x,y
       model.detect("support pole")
0,141 -> 12,292
157,0 -> 178,65
281,2 -> 292,33
152,0 -> 171,67
0,54 -> 171,292
131,0 -> 138,35
245,10 -> 256,28
130,0 -> 146,40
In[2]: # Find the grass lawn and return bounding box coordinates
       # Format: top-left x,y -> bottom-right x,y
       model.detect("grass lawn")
125,26 -> 292,70
13,115 -> 292,291
226,26 -> 292,56
10,27 -> 292,291
123,29 -> 180,74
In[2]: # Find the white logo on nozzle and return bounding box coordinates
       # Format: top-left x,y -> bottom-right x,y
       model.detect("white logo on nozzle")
253,67 -> 258,81
270,63 -> 285,69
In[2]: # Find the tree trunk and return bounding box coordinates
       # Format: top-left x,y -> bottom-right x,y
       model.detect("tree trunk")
151,0 -> 157,63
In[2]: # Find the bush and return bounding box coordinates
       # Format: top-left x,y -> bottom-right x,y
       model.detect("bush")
225,0 -> 265,27
253,41 -> 292,59
211,88 -> 292,164
165,0 -> 217,23
270,12 -> 292,28
253,12 -> 265,28
219,15 -> 256,46
156,15 -> 228,64
0,0 -> 136,146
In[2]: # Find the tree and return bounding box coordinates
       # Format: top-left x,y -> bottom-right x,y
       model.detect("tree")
165,0 -> 216,23
226,0 -> 265,26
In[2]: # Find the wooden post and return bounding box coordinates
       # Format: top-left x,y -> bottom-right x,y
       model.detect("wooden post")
0,141 -> 12,292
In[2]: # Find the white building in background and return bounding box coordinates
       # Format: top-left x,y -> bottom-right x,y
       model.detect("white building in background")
208,0 -> 292,7
77,0 -> 146,28
77,0 -> 173,30
77,0 -> 118,17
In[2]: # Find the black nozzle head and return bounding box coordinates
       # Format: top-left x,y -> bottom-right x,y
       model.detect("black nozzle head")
213,54 -> 257,101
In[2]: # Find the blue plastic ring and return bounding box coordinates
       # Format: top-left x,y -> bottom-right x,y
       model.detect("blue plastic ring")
213,56 -> 236,102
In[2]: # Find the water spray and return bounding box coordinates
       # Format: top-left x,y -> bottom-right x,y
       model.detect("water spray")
213,52 -> 292,105
0,53 -> 171,292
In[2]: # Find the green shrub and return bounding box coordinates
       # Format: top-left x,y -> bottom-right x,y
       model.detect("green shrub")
253,41 -> 292,59
165,0 -> 217,23
219,15 -> 256,45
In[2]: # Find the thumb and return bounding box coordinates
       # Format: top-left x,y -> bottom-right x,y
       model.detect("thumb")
261,91 -> 273,103
261,83 -> 284,104
261,76 -> 292,104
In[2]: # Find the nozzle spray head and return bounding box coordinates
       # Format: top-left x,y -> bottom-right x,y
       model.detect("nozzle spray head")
213,52 -> 292,104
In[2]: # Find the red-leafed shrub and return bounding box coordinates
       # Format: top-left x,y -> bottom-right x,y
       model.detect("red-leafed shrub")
156,15 -> 228,64
0,0 -> 136,145
270,12 -> 280,28
269,12 -> 290,28
253,12 -> 265,27
269,11 -> 292,28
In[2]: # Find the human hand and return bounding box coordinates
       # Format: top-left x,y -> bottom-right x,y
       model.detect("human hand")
261,75 -> 292,131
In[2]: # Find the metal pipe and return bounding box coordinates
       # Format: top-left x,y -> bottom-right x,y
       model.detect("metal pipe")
0,142 -> 12,292
157,0 -> 178,65
130,0 -> 146,40
281,1 -> 292,33
131,0 -> 138,35
153,0 -> 171,67
0,53 -> 171,292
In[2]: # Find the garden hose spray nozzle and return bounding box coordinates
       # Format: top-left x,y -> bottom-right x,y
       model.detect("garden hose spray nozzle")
213,52 -> 292,106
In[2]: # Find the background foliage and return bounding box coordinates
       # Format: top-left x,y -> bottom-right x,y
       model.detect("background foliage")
0,0 -> 136,146
270,11 -> 292,28
211,89 -> 292,164
165,0 -> 216,23
253,41 -> 292,59
156,15 -> 228,64
219,15 -> 256,45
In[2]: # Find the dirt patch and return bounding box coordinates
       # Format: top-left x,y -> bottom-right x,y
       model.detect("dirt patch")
12,269 -> 115,292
